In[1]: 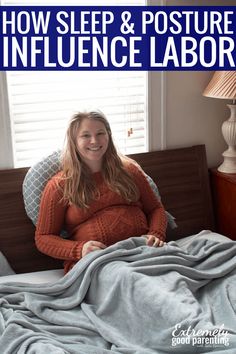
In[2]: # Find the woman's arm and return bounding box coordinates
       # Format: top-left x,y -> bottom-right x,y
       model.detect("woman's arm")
128,163 -> 167,241
35,176 -> 85,261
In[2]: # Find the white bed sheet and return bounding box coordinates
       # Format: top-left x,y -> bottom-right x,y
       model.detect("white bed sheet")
0,269 -> 64,284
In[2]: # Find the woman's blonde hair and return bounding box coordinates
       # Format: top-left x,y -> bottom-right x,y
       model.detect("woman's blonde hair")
61,111 -> 139,208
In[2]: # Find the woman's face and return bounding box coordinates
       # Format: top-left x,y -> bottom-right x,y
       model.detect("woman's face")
76,118 -> 109,172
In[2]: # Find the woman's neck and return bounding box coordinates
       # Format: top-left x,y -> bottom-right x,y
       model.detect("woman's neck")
86,161 -> 102,173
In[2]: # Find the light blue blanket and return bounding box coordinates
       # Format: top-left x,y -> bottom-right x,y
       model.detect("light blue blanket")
0,231 -> 235,353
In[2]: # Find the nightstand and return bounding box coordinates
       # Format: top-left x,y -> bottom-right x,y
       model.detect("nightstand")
210,169 -> 236,240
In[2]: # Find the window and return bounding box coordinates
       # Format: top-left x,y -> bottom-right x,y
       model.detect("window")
1,0 -> 148,168
6,71 -> 147,167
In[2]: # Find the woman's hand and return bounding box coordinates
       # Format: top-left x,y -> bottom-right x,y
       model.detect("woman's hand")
82,240 -> 107,257
145,235 -> 166,247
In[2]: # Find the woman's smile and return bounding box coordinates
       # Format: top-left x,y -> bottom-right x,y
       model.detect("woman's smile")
87,146 -> 102,151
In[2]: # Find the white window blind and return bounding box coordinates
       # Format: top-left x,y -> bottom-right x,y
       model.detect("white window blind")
2,0 -> 147,168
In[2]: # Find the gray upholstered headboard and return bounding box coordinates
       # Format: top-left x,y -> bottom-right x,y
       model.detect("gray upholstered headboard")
0,145 -> 215,273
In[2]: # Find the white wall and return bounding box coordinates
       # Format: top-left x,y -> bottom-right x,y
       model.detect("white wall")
0,72 -> 14,168
149,0 -> 235,168
165,71 -> 229,168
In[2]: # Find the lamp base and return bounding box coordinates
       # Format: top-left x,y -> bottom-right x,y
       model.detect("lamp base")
218,148 -> 236,174
217,104 -> 236,174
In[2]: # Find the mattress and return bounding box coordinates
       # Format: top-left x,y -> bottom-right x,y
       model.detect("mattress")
0,269 -> 64,284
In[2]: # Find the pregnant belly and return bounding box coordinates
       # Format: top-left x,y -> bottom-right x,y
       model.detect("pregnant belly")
72,206 -> 148,246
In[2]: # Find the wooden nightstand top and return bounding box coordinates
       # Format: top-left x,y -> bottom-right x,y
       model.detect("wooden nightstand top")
210,168 -> 236,183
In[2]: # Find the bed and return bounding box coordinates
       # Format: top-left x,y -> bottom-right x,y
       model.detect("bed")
0,144 -> 235,353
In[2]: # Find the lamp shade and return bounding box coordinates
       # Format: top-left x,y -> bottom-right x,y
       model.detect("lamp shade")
203,71 -> 236,100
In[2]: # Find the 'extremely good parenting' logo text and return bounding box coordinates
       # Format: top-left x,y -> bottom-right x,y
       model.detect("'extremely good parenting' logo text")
171,323 -> 230,348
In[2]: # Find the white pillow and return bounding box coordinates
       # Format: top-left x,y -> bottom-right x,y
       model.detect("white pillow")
145,174 -> 177,229
23,150 -> 61,226
0,252 -> 15,276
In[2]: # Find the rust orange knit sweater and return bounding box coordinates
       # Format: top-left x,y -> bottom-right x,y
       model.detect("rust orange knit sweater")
35,162 -> 167,273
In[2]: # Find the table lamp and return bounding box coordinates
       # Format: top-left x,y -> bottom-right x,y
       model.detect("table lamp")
203,71 -> 236,174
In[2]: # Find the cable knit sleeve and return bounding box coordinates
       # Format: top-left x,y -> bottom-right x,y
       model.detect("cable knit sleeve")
128,163 -> 167,241
35,174 -> 85,261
